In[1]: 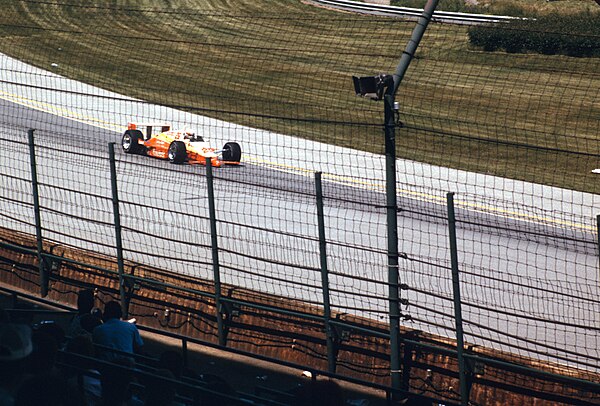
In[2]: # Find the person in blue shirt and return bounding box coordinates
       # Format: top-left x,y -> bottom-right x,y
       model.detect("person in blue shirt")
92,301 -> 144,361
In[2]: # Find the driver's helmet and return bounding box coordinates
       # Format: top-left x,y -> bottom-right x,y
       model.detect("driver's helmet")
183,129 -> 196,141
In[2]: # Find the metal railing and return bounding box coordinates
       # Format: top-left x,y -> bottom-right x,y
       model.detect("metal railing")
0,285 -> 458,406
1,128 -> 599,405
309,0 -> 516,24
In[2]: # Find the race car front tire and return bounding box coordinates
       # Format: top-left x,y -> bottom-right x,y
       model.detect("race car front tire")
222,142 -> 241,162
122,130 -> 144,154
168,141 -> 187,164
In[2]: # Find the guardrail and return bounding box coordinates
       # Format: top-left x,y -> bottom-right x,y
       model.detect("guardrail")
0,283 -> 458,406
310,0 -> 516,24
2,129 -> 600,405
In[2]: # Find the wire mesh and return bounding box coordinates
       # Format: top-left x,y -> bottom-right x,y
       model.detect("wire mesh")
0,0 -> 599,391
0,127 -> 36,235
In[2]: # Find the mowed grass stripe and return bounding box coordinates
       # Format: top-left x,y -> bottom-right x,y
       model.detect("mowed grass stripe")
0,0 -> 598,194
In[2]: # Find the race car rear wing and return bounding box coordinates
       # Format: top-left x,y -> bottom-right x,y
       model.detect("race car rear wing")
128,122 -> 171,140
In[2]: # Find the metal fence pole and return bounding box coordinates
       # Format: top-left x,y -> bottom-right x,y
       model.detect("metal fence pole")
386,0 -> 440,393
27,129 -> 48,297
108,143 -> 128,318
383,91 -> 403,391
314,172 -> 336,373
447,192 -> 468,406
206,158 -> 225,346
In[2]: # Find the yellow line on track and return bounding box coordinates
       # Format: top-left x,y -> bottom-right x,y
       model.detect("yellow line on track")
0,90 -> 120,131
1,90 -> 594,233
247,156 -> 594,232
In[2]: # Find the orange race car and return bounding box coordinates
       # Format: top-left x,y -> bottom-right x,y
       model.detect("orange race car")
121,122 -> 241,167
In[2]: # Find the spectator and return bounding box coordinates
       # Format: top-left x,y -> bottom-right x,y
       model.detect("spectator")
27,329 -> 60,376
27,320 -> 66,380
65,335 -> 102,406
92,301 -> 143,361
79,313 -> 103,336
0,323 -> 33,406
68,289 -> 97,338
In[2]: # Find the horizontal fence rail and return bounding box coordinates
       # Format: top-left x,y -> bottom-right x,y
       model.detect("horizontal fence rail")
1,127 -> 599,404
1,1 -> 599,404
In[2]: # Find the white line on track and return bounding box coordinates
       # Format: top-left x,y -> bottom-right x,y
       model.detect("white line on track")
1,53 -> 598,233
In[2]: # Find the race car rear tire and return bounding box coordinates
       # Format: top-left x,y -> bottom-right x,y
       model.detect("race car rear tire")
222,142 -> 241,162
122,130 -> 144,154
168,141 -> 187,164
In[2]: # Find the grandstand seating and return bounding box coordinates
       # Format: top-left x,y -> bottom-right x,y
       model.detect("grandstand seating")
0,287 -> 401,406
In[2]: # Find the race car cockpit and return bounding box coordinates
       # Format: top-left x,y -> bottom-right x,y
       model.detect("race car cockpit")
184,131 -> 204,142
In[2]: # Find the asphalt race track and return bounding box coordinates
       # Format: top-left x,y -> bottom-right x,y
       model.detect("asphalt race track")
1,70 -> 599,372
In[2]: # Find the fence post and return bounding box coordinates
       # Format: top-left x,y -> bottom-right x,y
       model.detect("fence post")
385,0 -> 440,393
27,129 -> 49,297
314,172 -> 336,373
447,192 -> 468,406
108,143 -> 128,318
205,158 -> 225,346
383,89 -> 404,393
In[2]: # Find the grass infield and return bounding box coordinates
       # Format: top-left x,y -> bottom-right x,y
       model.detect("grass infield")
0,0 -> 598,195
